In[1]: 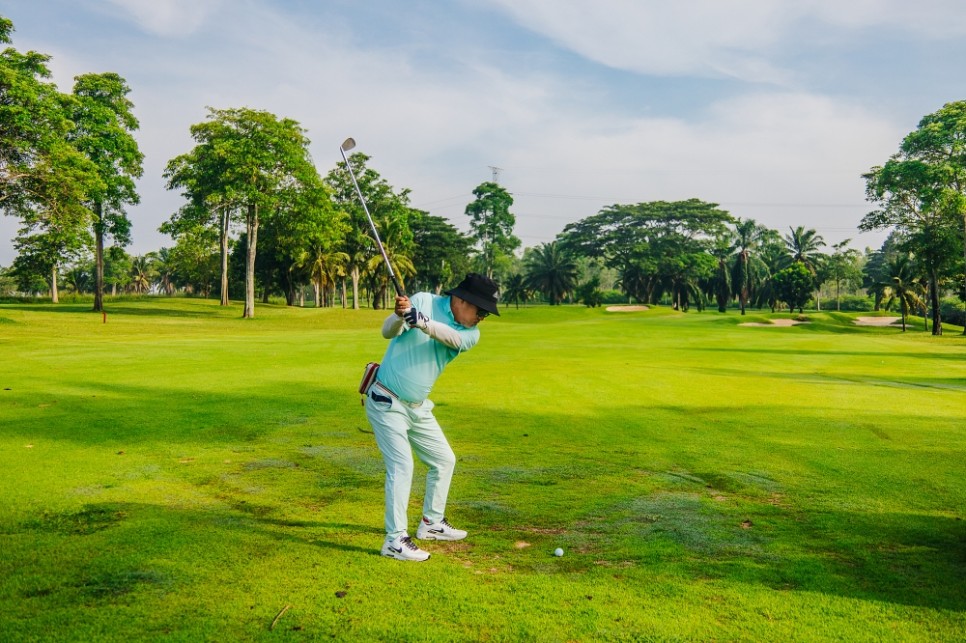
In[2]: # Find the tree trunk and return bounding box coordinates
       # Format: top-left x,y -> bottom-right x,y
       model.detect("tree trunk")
93,203 -> 105,313
51,265 -> 59,304
243,203 -> 258,319
351,266 -> 360,309
928,270 -> 942,335
220,206 -> 230,306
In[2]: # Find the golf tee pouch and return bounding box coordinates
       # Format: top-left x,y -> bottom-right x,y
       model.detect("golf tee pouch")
359,361 -> 379,395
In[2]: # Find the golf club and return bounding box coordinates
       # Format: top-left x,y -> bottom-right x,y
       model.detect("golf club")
339,137 -> 407,298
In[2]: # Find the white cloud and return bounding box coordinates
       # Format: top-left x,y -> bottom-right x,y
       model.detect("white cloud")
485,0 -> 966,83
102,0 -> 226,37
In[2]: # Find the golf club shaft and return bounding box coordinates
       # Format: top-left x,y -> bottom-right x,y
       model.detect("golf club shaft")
339,142 -> 407,298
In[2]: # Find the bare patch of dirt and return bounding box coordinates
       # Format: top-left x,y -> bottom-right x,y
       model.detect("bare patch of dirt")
739,319 -> 808,327
854,316 -> 901,326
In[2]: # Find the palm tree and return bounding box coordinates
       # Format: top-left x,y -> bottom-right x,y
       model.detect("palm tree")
784,226 -> 826,273
879,253 -> 924,332
709,236 -> 732,313
784,226 -> 826,310
524,242 -> 578,305
128,254 -> 155,295
153,247 -> 177,295
502,273 -> 531,309
731,219 -> 767,315
366,213 -> 415,309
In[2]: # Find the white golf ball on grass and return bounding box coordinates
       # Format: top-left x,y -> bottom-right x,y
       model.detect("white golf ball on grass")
554,547 -> 564,557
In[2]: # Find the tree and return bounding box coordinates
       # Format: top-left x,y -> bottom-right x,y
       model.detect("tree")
501,273 -> 531,309
69,72 -> 144,313
408,210 -> 474,294
731,219 -> 768,314
180,108 -> 320,318
559,199 -> 734,306
524,241 -> 578,305
890,101 -> 966,334
365,212 -> 415,308
128,254 -> 155,294
772,262 -> 814,313
326,152 -> 410,309
1,17 -> 101,291
862,156 -> 959,335
824,240 -> 863,311
1,17 -> 97,211
879,253 -> 924,332
784,226 -> 825,272
465,182 -> 520,279
11,217 -> 91,302
709,235 -> 733,313
164,154 -> 240,305
166,225 -> 220,297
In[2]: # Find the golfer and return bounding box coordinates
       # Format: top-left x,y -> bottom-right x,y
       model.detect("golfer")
364,273 -> 500,561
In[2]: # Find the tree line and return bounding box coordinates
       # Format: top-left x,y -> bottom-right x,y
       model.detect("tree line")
2,15 -> 964,332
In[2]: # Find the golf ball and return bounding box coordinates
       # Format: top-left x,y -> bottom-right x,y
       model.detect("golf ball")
554,547 -> 564,557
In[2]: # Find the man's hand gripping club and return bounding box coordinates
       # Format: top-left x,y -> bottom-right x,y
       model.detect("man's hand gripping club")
394,296 -> 427,330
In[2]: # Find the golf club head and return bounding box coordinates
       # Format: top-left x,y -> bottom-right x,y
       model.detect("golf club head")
340,137 -> 356,153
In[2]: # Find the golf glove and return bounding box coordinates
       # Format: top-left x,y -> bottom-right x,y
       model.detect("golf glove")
404,308 -> 429,330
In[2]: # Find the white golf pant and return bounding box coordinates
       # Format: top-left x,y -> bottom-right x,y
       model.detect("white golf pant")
365,383 -> 456,538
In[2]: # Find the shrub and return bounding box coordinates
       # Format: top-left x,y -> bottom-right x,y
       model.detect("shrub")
600,289 -> 628,304
940,297 -> 965,327
834,295 -> 875,312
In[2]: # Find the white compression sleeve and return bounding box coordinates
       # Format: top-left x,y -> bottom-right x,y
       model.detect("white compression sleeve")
382,313 -> 406,339
420,320 -> 463,350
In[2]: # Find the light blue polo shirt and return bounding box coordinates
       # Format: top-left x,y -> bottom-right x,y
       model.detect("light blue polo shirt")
376,292 -> 480,403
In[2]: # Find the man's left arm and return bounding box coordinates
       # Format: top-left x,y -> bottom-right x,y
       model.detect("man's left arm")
404,307 -> 477,351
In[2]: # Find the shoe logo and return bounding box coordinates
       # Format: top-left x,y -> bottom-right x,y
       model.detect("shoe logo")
429,528 -> 445,534
388,545 -> 403,554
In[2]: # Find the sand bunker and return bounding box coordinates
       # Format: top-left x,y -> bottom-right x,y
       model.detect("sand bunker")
739,319 -> 808,327
606,305 -> 649,312
853,316 -> 901,326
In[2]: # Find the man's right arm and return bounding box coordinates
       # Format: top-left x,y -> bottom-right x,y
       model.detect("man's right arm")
382,294 -> 412,338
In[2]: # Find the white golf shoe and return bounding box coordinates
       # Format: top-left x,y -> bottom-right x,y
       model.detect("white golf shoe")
381,534 -> 430,562
416,517 -> 467,541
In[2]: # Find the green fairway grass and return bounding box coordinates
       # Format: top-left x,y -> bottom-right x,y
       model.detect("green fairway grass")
1,299 -> 964,641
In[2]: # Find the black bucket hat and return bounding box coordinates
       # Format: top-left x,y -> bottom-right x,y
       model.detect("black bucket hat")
445,273 -> 501,316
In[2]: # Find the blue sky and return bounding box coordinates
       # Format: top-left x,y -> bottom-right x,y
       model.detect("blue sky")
3,0 -> 966,265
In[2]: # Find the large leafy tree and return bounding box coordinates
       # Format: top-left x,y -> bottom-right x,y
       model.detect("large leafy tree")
862,156 -> 960,335
1,17 -> 101,294
464,181 -> 520,279
772,262 -> 814,313
257,179 -> 344,307
69,72 -> 144,312
883,101 -> 966,334
1,17 -> 92,209
559,199 -> 733,306
408,210 -> 474,294
179,108 -> 319,318
164,145 -> 240,306
11,220 -> 91,301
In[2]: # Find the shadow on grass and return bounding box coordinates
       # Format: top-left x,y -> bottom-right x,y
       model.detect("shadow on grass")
5,376 -> 965,614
